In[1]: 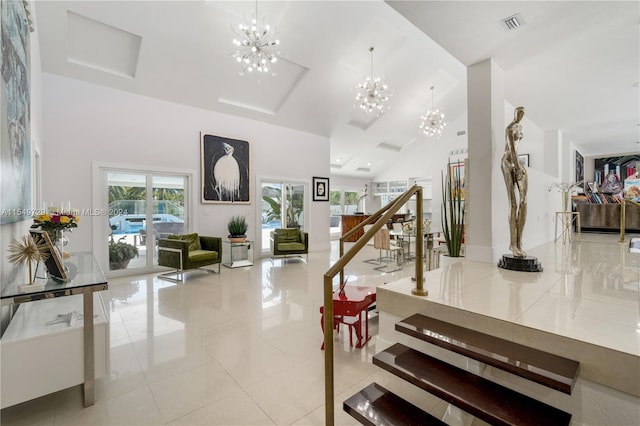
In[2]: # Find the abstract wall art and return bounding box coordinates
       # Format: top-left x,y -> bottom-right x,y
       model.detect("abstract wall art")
201,133 -> 251,204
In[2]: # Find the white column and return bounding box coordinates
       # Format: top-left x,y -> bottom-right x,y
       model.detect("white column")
466,58 -> 504,263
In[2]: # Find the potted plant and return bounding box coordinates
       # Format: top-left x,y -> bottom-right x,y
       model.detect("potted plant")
109,236 -> 139,270
441,161 -> 465,260
228,215 -> 248,242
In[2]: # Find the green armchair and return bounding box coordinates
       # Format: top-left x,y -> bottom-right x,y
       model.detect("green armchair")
270,228 -> 309,261
158,233 -> 222,281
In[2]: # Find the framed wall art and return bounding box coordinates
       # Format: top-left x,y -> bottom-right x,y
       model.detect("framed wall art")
29,230 -> 68,280
313,176 -> 329,201
201,133 -> 251,204
518,154 -> 530,167
1,1 -> 32,224
449,161 -> 465,201
575,150 -> 584,183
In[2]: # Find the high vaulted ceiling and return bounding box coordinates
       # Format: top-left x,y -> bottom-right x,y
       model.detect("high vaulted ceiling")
35,1 -> 639,177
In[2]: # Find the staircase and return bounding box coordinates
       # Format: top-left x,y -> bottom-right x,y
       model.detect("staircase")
343,313 -> 579,425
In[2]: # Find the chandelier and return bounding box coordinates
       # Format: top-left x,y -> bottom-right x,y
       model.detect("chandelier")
355,47 -> 390,115
231,0 -> 280,76
419,86 -> 447,137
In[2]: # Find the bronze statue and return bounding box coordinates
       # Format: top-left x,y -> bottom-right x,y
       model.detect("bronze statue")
501,106 -> 527,258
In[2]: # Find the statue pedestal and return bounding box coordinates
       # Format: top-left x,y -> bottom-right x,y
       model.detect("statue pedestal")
498,254 -> 543,272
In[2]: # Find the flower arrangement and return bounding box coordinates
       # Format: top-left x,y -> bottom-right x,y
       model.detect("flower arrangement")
32,210 -> 80,239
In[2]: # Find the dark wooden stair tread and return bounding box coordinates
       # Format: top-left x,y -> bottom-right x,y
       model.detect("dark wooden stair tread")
396,313 -> 579,394
374,343 -> 572,426
343,382 -> 446,426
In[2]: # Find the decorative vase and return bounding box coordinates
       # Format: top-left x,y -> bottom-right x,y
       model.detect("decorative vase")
50,229 -> 70,258
440,253 -> 464,268
110,259 -> 131,270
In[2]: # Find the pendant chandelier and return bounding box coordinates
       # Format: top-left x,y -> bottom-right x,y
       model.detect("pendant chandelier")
231,0 -> 280,76
355,47 -> 390,115
419,86 -> 447,138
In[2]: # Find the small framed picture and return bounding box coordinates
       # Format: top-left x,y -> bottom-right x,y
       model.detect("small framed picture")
518,154 -> 529,167
313,177 -> 329,201
29,230 -> 68,280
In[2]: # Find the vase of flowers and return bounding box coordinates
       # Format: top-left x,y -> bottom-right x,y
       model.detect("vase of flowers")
32,210 -> 80,257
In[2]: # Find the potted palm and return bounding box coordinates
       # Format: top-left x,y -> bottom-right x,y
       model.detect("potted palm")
228,215 -> 248,242
441,162 -> 465,262
109,236 -> 139,270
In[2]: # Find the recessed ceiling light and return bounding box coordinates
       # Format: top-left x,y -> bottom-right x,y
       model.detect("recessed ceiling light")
336,158 -> 341,162
367,162 -> 372,166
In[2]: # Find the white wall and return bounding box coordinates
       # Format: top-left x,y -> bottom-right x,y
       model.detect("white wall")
41,74 -> 331,261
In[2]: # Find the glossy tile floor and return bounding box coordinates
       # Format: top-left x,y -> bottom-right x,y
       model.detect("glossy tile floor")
1,232 -> 638,425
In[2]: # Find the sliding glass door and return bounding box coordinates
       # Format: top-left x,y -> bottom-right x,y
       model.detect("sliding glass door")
260,180 -> 306,253
105,170 -> 187,274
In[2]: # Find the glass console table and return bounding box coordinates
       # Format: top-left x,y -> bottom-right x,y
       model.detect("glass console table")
222,240 -> 254,268
1,252 -> 108,407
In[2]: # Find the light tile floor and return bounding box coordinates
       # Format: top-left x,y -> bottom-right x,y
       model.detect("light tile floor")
1,232 -> 638,425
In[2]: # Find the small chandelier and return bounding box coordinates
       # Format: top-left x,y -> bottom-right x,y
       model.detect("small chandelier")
231,0 -> 280,76
355,47 -> 390,115
419,86 -> 447,137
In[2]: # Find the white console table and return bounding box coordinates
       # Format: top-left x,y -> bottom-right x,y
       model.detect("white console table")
1,252 -> 108,408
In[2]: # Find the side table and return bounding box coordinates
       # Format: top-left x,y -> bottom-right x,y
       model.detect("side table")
222,240 -> 254,268
555,211 -> 581,243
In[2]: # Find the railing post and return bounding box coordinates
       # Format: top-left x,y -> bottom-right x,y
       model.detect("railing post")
619,198 -> 626,243
412,187 -> 427,296
323,275 -> 335,425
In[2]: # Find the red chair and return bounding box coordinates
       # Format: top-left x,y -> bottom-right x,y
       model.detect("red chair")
319,306 -> 362,350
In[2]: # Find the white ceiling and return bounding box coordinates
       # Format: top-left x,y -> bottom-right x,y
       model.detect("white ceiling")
34,1 -> 639,178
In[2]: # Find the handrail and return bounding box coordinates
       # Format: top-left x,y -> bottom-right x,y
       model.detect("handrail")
619,198 -> 640,243
323,184 -> 427,425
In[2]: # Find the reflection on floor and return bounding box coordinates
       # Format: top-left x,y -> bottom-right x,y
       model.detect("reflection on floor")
1,233 -> 638,425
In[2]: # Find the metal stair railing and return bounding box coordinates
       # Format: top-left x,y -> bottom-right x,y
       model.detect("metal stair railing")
619,198 -> 640,243
322,184 -> 428,425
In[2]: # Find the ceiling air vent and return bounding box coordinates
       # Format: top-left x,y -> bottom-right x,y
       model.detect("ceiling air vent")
356,167 -> 370,173
376,142 -> 402,152
457,130 -> 466,136
330,163 -> 342,169
500,14 -> 525,31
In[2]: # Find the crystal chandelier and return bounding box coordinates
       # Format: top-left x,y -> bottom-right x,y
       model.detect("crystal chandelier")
231,0 -> 280,76
419,86 -> 447,137
355,47 -> 390,115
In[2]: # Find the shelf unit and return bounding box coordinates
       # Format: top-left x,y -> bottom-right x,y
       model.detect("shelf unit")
372,180 -> 408,196
372,179 -> 432,197
372,179 -> 433,218
1,293 -> 109,408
